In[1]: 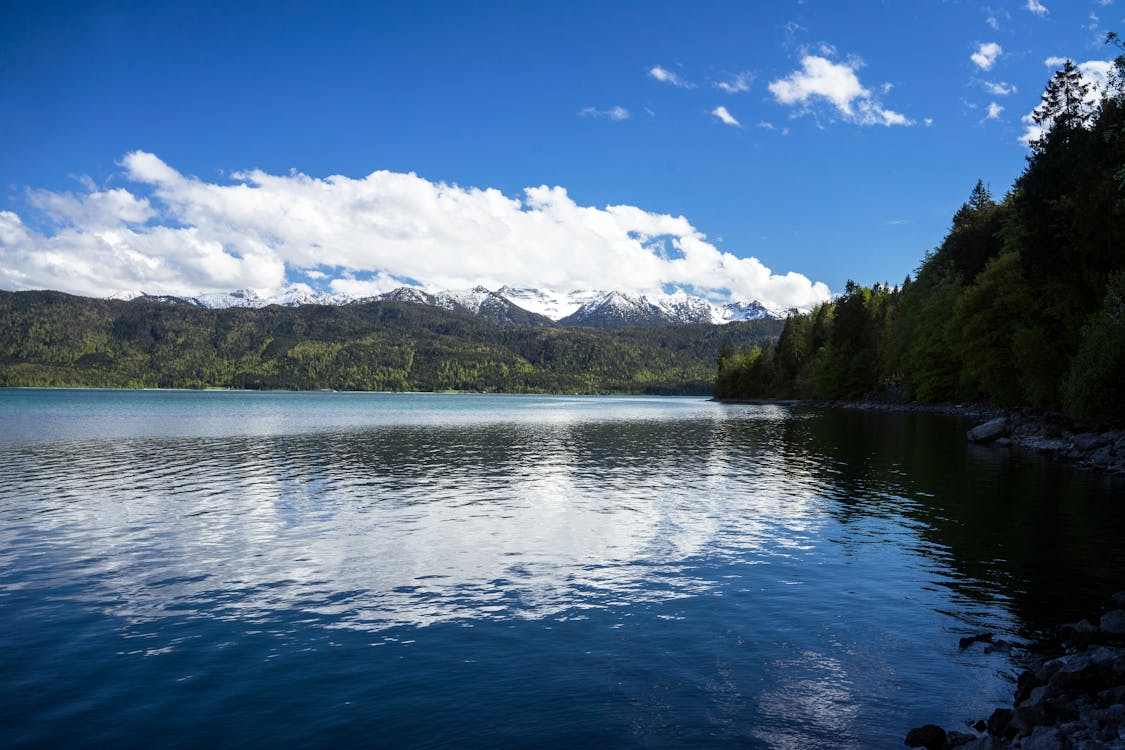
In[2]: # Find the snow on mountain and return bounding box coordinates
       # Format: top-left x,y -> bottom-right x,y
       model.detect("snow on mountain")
432,285 -> 494,314
194,288 -> 267,308
649,291 -> 724,325
377,287 -> 436,306
107,290 -> 145,301
108,283 -> 783,326
718,300 -> 784,322
428,286 -> 554,326
495,286 -> 604,320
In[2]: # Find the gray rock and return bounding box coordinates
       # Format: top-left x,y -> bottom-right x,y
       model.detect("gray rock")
947,730 -> 978,748
1022,436 -> 1071,453
988,707 -> 1014,737
1020,726 -> 1073,749
1091,446 -> 1114,467
1061,619 -> 1099,648
1100,610 -> 1125,636
968,417 -> 1009,443
1075,433 -> 1110,451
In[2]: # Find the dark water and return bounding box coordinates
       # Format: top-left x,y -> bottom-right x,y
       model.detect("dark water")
1,389 -> 1122,749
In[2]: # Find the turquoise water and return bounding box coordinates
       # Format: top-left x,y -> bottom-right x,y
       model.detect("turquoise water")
1,389 -> 1123,748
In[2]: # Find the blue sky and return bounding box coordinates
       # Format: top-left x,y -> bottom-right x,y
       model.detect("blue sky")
1,0 -> 1120,308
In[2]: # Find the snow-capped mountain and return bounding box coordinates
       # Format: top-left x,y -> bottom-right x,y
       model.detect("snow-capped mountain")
495,286 -> 605,320
558,290 -> 782,328
111,284 -> 783,327
426,286 -> 554,327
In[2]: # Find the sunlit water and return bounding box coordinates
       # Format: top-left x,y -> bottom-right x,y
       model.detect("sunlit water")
1,389 -> 1123,748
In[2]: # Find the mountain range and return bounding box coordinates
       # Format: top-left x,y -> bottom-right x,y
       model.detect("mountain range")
108,285 -> 786,328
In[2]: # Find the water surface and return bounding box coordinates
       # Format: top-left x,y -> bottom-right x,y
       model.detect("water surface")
1,389 -> 1122,748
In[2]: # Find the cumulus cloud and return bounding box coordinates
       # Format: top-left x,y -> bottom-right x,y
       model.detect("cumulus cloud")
648,65 -> 694,88
0,152 -> 833,311
971,42 -> 1002,71
714,71 -> 754,93
768,54 -> 912,127
986,102 -> 1004,120
579,105 -> 630,121
1020,58 -> 1114,144
711,106 -> 741,127
1025,0 -> 1048,15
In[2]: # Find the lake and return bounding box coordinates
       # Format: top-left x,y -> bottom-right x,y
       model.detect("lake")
1,389 -> 1123,748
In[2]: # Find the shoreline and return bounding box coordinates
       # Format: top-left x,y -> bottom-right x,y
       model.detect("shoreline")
715,397 -> 1125,476
906,591 -> 1125,749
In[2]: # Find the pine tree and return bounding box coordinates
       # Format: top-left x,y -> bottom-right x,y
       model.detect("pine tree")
1031,60 -> 1093,152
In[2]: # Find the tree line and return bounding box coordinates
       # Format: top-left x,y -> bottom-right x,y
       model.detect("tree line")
0,291 -> 781,395
715,43 -> 1125,426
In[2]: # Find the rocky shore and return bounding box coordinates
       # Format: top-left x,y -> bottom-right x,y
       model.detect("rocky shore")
906,592 -> 1125,749
805,398 -> 1125,476
962,410 -> 1125,476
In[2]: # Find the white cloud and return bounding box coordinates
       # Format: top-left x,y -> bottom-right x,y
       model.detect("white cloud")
768,54 -> 912,126
711,106 -> 741,127
981,80 -> 1016,96
714,71 -> 754,94
986,102 -> 1004,119
648,65 -> 694,88
1025,0 -> 1048,15
579,105 -> 630,121
971,42 -> 1002,71
0,152 -> 832,311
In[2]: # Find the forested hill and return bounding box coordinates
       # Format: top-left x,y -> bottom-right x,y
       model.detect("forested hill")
716,47 -> 1125,427
0,290 -> 781,394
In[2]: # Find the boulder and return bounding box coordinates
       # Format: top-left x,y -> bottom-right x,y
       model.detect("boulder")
987,708 -> 1014,738
968,418 -> 1009,443
1100,609 -> 1125,637
905,723 -> 947,749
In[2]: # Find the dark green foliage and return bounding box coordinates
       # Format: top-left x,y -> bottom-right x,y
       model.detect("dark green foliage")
1062,271 -> 1125,425
714,40 -> 1125,424
0,292 -> 781,395
950,252 -> 1034,405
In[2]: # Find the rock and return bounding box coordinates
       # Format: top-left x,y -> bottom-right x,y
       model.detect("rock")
1036,658 -> 1067,685
970,719 -> 988,733
988,707 -> 1014,738
1097,685 -> 1125,707
1016,671 -> 1044,705
1074,433 -> 1109,451
1020,726 -> 1073,749
1049,655 -> 1102,693
905,723 -> 948,749
1091,445 -> 1114,467
1023,437 -> 1071,454
1060,619 -> 1099,648
960,632 -> 995,649
946,731 -> 977,748
968,418 -> 1009,443
1100,609 -> 1125,637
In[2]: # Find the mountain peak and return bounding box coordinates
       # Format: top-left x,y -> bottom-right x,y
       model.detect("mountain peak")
108,284 -> 783,326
